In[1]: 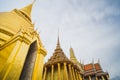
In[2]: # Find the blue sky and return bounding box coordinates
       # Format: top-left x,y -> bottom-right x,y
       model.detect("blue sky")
0,0 -> 120,79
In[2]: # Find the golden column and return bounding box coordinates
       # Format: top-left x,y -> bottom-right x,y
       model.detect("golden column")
76,72 -> 80,80
43,67 -> 47,80
96,76 -> 98,80
78,72 -> 82,80
75,70 -> 79,80
102,76 -> 105,80
51,65 -> 54,80
72,67 -> 76,80
64,62 -> 68,80
68,64 -> 73,80
89,76 -> 92,80
58,63 -> 61,80
106,75 -> 109,80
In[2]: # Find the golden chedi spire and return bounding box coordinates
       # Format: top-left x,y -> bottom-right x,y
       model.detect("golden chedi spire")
20,3 -> 33,19
70,47 -> 78,63
70,47 -> 83,72
16,1 -> 35,22
56,34 -> 61,49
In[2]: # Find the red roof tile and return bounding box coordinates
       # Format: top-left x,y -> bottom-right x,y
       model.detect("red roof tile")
95,63 -> 101,70
84,64 -> 93,71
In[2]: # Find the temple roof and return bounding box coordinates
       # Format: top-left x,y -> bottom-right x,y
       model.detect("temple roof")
84,63 -> 102,71
84,63 -> 94,71
83,62 -> 108,76
95,63 -> 102,71
44,36 -> 71,66
44,36 -> 83,73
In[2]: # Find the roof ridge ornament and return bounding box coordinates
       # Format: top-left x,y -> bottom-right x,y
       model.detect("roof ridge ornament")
32,0 -> 36,4
56,29 -> 61,49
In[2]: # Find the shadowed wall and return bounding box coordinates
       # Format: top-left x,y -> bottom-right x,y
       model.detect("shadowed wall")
19,41 -> 37,80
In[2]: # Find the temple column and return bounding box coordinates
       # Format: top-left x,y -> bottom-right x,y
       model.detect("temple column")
68,64 -> 73,80
96,76 -> 98,80
102,76 -> 105,80
89,76 -> 91,80
78,72 -> 82,80
43,67 -> 47,80
75,70 -> 79,80
58,63 -> 61,80
51,65 -> 54,80
106,75 -> 109,80
72,67 -> 76,80
64,62 -> 68,80
77,72 -> 80,80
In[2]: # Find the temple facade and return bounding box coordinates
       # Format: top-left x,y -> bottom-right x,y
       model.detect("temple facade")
0,3 -> 47,80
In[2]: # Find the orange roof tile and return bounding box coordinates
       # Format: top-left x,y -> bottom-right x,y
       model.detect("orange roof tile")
95,63 -> 101,70
84,64 -> 93,71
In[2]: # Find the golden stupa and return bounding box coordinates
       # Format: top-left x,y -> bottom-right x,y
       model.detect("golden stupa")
0,2 -> 47,80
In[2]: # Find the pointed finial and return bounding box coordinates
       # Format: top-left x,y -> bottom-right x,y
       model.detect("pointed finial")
57,36 -> 60,45
56,29 -> 61,49
33,20 -> 36,24
58,27 -> 59,33
20,1 -> 35,19
32,21 -> 36,27
70,47 -> 76,59
35,28 -> 38,32
98,58 -> 100,64
92,58 -> 94,64
32,0 -> 36,4
82,60 -> 84,65
80,59 -> 81,63
38,31 -> 40,34
57,28 -> 60,45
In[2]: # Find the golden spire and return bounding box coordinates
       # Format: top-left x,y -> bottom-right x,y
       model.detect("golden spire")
20,0 -> 35,18
56,34 -> 61,49
70,47 -> 83,71
70,47 -> 77,62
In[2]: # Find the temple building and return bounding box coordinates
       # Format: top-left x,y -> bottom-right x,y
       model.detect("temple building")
42,37 -> 83,80
0,2 -> 109,80
83,62 -> 109,80
0,3 -> 47,80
